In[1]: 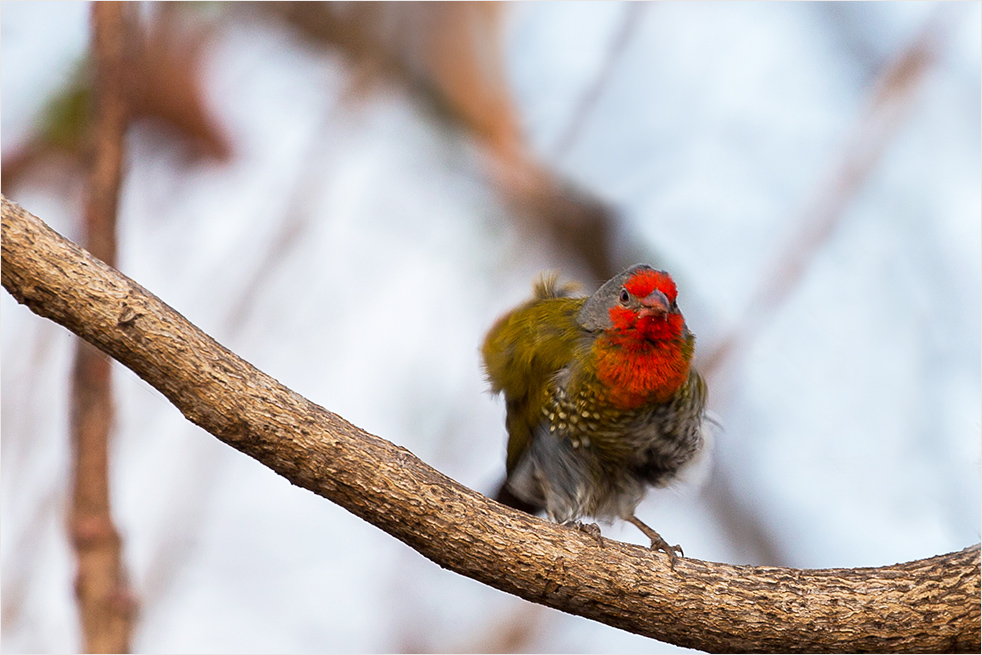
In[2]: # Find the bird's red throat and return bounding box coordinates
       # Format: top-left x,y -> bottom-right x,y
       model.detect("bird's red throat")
594,282 -> 691,409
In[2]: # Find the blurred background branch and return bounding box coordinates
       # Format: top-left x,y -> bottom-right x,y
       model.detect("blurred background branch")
700,5 -> 954,379
68,3 -> 136,653
696,3 -> 956,570
0,3 -> 229,191
259,1 -> 622,281
551,2 -> 647,162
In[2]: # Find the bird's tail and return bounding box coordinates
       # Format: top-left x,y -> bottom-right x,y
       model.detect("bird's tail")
493,479 -> 543,516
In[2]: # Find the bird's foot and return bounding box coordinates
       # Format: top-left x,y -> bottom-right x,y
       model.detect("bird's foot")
626,515 -> 683,571
564,520 -> 605,547
648,535 -> 684,571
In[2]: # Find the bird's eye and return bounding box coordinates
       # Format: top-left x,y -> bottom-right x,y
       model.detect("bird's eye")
619,289 -> 630,303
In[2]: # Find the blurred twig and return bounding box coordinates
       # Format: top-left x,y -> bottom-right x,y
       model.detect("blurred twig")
68,4 -> 136,653
459,604 -> 546,654
129,3 -> 230,160
0,487 -> 62,647
223,80 -> 346,334
0,322 -> 65,641
700,8 -> 952,378
260,1 -> 621,280
1,4 -> 228,191
696,8 -> 953,567
552,2 -> 647,161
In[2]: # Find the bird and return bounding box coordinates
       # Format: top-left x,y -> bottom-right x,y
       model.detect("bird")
482,264 -> 708,567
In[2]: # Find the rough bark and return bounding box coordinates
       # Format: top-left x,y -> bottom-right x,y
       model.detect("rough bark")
69,3 -> 135,653
2,195 -> 979,653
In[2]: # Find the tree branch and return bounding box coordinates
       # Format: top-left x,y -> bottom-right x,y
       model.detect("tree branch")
2,195 -> 978,653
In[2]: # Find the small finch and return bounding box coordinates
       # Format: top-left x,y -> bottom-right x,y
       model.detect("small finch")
482,264 -> 708,566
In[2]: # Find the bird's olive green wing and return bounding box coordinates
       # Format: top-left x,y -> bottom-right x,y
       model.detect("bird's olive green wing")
482,280 -> 585,474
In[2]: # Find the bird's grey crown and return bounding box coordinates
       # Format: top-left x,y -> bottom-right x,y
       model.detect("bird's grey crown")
576,263 -> 655,331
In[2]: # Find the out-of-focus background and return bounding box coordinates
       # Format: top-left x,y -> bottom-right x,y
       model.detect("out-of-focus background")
2,1 -> 979,652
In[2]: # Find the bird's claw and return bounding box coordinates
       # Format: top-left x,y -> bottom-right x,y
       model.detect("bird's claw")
648,535 -> 684,571
626,514 -> 684,571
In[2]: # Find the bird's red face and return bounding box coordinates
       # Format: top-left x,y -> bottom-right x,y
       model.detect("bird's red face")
589,266 -> 693,407
607,269 -> 686,344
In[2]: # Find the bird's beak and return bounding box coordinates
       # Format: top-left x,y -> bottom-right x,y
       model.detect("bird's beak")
639,290 -> 670,316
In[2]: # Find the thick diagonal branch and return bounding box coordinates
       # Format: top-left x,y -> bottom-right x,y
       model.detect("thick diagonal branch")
2,195 -> 978,653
